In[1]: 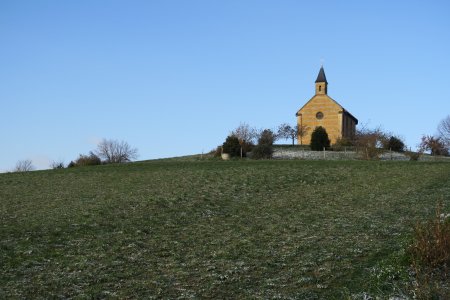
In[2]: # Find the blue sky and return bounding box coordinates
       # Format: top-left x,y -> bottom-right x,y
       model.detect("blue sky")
1,0 -> 449,171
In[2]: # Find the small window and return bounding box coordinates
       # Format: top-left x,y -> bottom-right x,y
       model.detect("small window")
316,112 -> 324,119
319,85 -> 321,92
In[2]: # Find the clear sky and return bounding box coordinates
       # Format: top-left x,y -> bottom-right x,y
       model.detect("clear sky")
1,0 -> 449,171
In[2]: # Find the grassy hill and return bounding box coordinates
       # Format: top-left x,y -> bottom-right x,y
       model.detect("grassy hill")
1,159 -> 449,298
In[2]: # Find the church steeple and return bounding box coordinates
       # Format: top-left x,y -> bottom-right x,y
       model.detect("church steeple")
315,66 -> 328,95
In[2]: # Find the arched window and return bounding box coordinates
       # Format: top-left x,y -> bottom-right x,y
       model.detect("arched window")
319,85 -> 321,92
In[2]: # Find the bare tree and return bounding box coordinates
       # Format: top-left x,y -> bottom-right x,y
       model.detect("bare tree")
353,125 -> 388,159
438,115 -> 450,146
14,159 -> 34,172
96,139 -> 139,163
231,122 -> 258,145
277,123 -> 294,145
277,123 -> 309,145
50,160 -> 65,169
230,122 -> 259,155
297,124 -> 309,145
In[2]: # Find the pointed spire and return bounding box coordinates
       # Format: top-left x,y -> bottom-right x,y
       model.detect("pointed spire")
315,66 -> 328,83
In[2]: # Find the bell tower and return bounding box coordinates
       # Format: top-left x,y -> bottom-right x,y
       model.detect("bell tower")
315,66 -> 328,95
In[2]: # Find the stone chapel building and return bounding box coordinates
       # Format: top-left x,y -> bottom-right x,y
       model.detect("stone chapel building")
296,67 -> 358,145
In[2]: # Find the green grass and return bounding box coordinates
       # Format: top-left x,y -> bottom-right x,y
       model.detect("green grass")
1,159 -> 449,298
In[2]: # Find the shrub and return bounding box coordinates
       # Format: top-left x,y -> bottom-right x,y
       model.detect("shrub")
409,202 -> 450,298
222,135 -> 241,157
250,129 -> 275,159
310,126 -> 330,151
210,146 -> 222,158
405,151 -> 421,161
420,135 -> 449,156
334,137 -> 354,147
74,152 -> 102,166
14,159 -> 34,172
362,147 -> 382,160
384,136 -> 405,152
50,161 -> 65,169
353,126 -> 387,160
96,139 -> 138,163
258,129 -> 275,146
241,142 -> 254,155
333,137 -> 355,151
251,144 -> 273,159
230,123 -> 256,155
67,161 -> 76,168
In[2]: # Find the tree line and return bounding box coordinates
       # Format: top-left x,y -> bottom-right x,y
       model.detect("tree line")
12,139 -> 138,172
218,115 -> 450,160
11,115 -> 450,171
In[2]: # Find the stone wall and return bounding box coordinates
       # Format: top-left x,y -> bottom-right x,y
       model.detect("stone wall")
273,147 -> 450,161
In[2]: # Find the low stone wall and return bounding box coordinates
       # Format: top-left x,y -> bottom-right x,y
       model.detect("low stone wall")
272,147 -> 450,161
273,148 -> 357,160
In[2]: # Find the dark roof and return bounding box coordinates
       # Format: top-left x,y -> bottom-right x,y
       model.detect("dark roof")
315,66 -> 328,83
342,109 -> 358,124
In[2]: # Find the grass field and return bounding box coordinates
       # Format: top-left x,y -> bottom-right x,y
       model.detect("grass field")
1,159 -> 449,298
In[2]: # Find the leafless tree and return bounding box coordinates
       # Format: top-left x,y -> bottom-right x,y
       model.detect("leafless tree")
50,160 -> 65,169
230,122 -> 259,154
277,123 -> 294,145
297,125 -> 309,145
231,122 -> 258,145
277,123 -> 309,145
96,139 -> 139,163
438,115 -> 450,146
353,125 -> 388,159
14,159 -> 34,172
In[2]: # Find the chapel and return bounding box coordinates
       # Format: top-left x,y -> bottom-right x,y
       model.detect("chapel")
296,67 -> 358,145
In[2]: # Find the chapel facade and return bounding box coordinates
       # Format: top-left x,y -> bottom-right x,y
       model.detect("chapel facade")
296,67 -> 358,145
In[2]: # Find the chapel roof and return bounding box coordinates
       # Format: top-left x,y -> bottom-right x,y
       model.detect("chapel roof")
315,66 -> 328,83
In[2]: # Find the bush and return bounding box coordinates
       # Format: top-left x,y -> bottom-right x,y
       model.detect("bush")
210,146 -> 222,158
222,135 -> 242,157
405,151 -> 421,161
420,135 -> 449,156
409,202 -> 450,298
353,127 -> 386,160
334,137 -> 354,147
250,128 -> 275,159
332,137 -> 355,151
310,126 -> 330,151
258,129 -> 275,145
50,161 -> 65,169
74,152 -> 102,167
14,160 -> 34,172
96,139 -> 139,163
384,136 -> 405,152
241,142 -> 254,155
230,123 -> 256,155
251,144 -> 273,159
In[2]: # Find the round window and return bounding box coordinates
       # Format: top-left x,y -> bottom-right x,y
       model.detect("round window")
316,112 -> 324,120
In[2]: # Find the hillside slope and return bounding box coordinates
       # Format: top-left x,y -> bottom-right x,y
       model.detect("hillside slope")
1,160 -> 449,298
